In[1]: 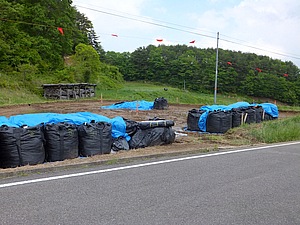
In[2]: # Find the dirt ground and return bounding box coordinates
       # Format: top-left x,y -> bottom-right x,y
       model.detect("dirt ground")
0,100 -> 298,175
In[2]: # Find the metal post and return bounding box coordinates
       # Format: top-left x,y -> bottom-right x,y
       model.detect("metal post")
214,32 -> 219,104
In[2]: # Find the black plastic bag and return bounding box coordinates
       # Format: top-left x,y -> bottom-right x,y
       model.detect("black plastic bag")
232,109 -> 244,128
153,97 -> 168,110
242,107 -> 257,124
44,123 -> 78,162
206,111 -> 232,133
129,127 -> 175,149
187,109 -> 205,131
253,106 -> 264,123
111,136 -> 130,152
0,125 -> 45,168
123,118 -> 139,137
78,121 -> 112,156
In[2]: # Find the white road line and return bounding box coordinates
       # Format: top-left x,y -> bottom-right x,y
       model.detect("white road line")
1,141 -> 300,188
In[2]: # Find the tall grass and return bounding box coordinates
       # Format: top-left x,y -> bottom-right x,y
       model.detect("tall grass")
249,116 -> 300,143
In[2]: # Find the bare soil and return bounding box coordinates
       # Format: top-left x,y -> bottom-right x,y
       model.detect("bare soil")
0,100 -> 298,176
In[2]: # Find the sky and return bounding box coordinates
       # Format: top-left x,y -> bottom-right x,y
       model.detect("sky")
72,0 -> 300,67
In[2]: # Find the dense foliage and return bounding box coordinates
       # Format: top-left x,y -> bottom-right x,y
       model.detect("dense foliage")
0,0 -> 122,94
1,1 -> 299,105
104,45 -> 300,105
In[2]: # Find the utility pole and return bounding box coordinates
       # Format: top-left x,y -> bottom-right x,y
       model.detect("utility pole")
214,32 -> 219,104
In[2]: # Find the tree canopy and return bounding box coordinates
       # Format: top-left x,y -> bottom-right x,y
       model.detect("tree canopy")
0,0 -> 121,92
104,44 -> 300,105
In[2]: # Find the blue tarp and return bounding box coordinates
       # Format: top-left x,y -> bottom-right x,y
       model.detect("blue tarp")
256,103 -> 279,118
101,100 -> 154,110
198,102 -> 279,132
0,116 -> 14,127
2,112 -> 130,141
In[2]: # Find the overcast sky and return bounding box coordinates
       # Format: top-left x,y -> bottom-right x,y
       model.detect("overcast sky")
72,0 -> 300,67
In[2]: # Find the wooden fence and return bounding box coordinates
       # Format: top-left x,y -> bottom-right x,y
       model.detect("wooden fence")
42,83 -> 97,99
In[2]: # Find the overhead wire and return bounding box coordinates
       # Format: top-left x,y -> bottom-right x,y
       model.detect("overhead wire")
73,2 -> 217,35
74,4 -> 300,62
75,5 -> 216,40
1,4 -> 300,62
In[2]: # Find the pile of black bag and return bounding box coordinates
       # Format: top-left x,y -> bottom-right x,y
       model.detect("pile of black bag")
116,117 -> 176,150
187,105 -> 276,134
0,119 -> 176,168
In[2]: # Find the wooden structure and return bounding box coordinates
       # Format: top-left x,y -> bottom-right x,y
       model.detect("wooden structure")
42,83 -> 97,99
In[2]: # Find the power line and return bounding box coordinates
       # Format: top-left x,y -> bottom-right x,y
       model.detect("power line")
75,5 -> 216,40
74,4 -> 300,62
220,37 -> 300,60
73,2 -> 217,35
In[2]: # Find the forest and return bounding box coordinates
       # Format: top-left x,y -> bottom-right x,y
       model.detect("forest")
104,45 -> 300,105
1,0 -> 300,105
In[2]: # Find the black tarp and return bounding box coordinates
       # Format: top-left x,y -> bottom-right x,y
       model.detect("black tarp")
0,125 -> 45,168
187,109 -> 205,131
153,97 -> 168,110
138,120 -> 174,130
123,118 -> 139,137
206,111 -> 232,133
111,136 -> 130,152
129,127 -> 175,149
78,121 -> 112,156
44,123 -> 78,162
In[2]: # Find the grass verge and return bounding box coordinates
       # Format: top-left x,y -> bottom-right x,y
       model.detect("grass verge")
248,116 -> 300,143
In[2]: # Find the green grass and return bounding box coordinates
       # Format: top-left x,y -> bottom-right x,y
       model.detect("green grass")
97,81 -> 253,105
277,105 -> 300,112
0,87 -> 45,105
249,116 -> 300,143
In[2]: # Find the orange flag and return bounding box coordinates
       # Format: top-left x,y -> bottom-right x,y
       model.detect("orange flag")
57,27 -> 64,35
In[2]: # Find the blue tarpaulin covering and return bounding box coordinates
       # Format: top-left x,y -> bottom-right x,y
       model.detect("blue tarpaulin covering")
101,100 -> 154,110
1,112 -> 129,141
256,103 -> 279,118
0,116 -> 13,127
198,102 -> 279,132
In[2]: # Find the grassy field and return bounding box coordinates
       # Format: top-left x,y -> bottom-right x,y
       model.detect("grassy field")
97,81 -> 254,106
0,87 -> 45,106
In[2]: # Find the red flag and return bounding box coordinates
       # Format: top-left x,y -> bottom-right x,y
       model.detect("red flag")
156,39 -> 163,42
189,40 -> 195,44
57,27 -> 64,35
255,67 -> 262,73
283,73 -> 288,77
111,34 -> 118,37
227,61 -> 232,66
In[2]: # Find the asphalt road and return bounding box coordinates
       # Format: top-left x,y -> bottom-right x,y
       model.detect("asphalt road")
1,142 -> 300,225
